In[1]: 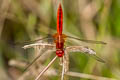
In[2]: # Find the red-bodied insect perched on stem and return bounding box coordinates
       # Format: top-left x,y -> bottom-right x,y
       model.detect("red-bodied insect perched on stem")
22,2 -> 106,80
52,3 -> 106,57
53,3 -> 66,57
23,3 -> 106,58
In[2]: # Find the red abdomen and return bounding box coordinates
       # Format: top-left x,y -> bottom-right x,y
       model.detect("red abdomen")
57,4 -> 63,35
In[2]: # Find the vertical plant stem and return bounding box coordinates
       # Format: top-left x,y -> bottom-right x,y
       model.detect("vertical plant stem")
61,57 -> 65,80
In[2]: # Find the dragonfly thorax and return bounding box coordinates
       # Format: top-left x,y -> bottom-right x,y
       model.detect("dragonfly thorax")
52,33 -> 66,57
53,33 -> 66,42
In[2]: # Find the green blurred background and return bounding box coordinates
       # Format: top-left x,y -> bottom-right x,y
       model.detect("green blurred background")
0,0 -> 120,80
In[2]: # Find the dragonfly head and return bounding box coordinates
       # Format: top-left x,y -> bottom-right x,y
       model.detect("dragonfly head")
56,49 -> 64,57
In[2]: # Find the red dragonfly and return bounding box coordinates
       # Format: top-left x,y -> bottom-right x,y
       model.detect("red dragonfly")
51,3 -> 106,57
22,3 -> 106,80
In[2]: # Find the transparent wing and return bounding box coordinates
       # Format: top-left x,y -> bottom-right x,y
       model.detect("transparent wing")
23,52 -> 44,72
67,36 -> 106,45
15,36 -> 54,46
22,36 -> 56,72
66,46 -> 105,63
85,54 -> 105,63
23,45 -> 56,72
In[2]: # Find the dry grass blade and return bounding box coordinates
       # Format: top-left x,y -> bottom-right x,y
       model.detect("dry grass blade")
65,71 -> 117,80
61,54 -> 69,80
22,41 -> 56,71
35,56 -> 58,80
63,50 -> 69,73
23,42 -> 55,49
61,57 -> 65,80
21,41 -> 56,79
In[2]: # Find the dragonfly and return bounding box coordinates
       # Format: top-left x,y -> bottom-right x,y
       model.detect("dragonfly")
22,2 -> 106,80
